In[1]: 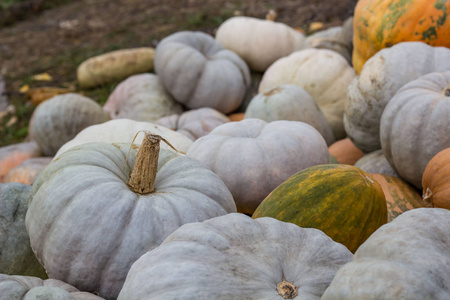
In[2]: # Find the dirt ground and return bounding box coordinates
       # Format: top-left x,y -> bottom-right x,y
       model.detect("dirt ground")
0,0 -> 358,146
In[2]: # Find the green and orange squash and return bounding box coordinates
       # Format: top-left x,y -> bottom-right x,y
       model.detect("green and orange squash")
353,0 -> 450,73
253,164 -> 387,253
370,173 -> 425,222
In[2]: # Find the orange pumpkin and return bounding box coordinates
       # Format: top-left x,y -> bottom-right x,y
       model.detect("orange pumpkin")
422,148 -> 450,209
353,0 -> 450,73
227,112 -> 245,122
328,138 -> 364,165
370,174 -> 425,222
0,142 -> 41,182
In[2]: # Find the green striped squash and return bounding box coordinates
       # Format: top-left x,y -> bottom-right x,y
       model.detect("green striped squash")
253,164 -> 387,253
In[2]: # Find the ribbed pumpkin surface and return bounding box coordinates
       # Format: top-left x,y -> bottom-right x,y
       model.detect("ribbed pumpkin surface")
370,174 -> 425,222
253,164 -> 387,253
353,0 -> 450,73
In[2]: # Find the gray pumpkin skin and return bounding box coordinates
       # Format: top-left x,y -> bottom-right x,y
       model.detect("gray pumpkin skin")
154,31 -> 250,114
25,143 -> 236,300
344,42 -> 450,153
186,119 -> 329,215
244,84 -> 335,145
155,107 -> 229,141
118,213 -> 353,300
29,93 -> 110,156
322,208 -> 450,300
103,73 -> 183,122
354,150 -> 398,178
0,183 -> 47,278
380,71 -> 450,189
0,274 -> 104,300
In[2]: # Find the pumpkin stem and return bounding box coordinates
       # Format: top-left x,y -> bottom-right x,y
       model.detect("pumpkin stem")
277,277 -> 298,299
266,9 -> 277,21
128,133 -> 162,194
444,88 -> 450,97
422,187 -> 434,208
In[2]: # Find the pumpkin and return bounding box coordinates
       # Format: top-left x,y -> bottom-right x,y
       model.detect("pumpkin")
380,70 -> 450,189
344,41 -> 450,153
118,213 -> 353,299
186,119 -> 330,215
244,84 -> 335,146
0,141 -> 41,183
215,16 -> 305,72
297,16 -> 353,64
0,274 -> 104,299
258,48 -> 355,140
54,118 -> 193,159
4,157 -> 52,185
322,208 -> 450,299
103,73 -> 183,122
0,183 -> 47,278
29,93 -> 110,156
370,174 -> 425,222
253,164 -> 387,253
26,134 -> 236,299
77,47 -> 155,88
155,107 -> 229,141
422,147 -> 450,209
354,149 -> 399,177
353,0 -> 450,74
154,31 -> 250,114
227,112 -> 245,122
328,137 -> 364,165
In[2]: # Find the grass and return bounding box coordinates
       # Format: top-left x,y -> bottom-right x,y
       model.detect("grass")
0,2 -> 240,148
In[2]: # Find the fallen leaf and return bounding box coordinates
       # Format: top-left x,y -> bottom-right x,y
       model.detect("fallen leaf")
27,87 -> 71,106
6,116 -> 17,127
19,85 -> 29,93
309,22 -> 324,32
31,73 -> 53,81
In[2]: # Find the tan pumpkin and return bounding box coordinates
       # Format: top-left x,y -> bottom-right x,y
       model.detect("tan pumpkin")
422,147 -> 450,209
328,138 -> 364,165
370,174 -> 425,222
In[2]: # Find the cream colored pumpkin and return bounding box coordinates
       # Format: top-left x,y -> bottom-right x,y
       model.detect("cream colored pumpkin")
54,119 -> 193,159
258,48 -> 355,140
215,16 -> 305,72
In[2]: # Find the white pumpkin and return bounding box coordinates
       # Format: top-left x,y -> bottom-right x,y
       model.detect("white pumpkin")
215,16 -> 305,72
344,41 -> 450,153
118,213 -> 352,300
244,84 -> 335,145
103,73 -> 183,122
54,119 -> 193,159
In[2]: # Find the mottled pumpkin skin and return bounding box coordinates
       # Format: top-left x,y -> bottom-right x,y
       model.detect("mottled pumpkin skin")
353,0 -> 450,73
253,164 -> 387,253
370,174 -> 424,222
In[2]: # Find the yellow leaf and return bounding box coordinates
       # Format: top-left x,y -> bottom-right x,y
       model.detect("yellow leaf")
19,85 -> 29,93
32,73 -> 53,81
309,22 -> 324,32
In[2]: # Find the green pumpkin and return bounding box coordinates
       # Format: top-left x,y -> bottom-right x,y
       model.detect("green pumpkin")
253,164 -> 388,253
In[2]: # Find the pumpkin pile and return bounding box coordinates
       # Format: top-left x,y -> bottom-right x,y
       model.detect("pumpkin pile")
1,0 -> 450,299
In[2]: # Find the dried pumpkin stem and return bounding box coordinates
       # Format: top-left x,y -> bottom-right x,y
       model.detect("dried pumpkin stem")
277,277 -> 298,299
422,187 -> 434,208
128,133 -> 161,194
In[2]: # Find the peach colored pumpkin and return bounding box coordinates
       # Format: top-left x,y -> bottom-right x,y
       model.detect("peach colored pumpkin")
328,138 -> 364,165
5,157 -> 52,185
0,141 -> 41,183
